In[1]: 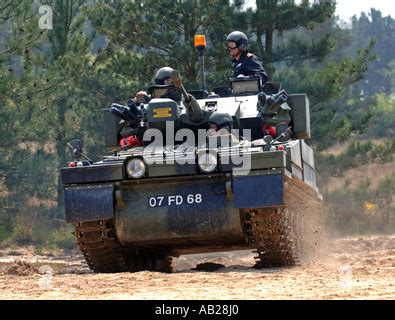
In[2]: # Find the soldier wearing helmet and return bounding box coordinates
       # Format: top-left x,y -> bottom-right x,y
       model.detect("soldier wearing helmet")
134,66 -> 175,103
154,66 -> 174,85
226,31 -> 268,86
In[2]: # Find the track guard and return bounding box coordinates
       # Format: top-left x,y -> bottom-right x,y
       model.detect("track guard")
64,183 -> 114,223
233,170 -> 284,208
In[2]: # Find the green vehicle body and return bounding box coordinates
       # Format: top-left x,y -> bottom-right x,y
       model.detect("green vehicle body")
61,78 -> 323,272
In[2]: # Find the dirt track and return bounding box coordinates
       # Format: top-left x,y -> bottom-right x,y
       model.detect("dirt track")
0,235 -> 394,300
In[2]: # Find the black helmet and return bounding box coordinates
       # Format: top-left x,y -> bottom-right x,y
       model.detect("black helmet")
208,112 -> 234,130
154,67 -> 174,85
226,31 -> 248,51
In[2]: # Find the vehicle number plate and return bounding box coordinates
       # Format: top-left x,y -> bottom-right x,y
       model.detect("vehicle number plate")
148,194 -> 202,208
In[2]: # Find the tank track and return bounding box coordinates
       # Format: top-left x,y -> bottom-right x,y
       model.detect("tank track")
242,179 -> 324,268
75,219 -> 172,273
243,207 -> 297,268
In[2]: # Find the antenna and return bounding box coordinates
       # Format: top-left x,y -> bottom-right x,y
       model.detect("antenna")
194,35 -> 206,91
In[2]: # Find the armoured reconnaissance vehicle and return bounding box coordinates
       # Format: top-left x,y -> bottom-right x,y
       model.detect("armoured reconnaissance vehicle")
61,47 -> 324,273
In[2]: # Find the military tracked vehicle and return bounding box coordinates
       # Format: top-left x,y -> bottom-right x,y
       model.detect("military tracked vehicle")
61,68 -> 324,273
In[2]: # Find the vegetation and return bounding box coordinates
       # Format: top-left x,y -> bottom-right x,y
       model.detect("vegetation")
317,139 -> 395,178
324,172 -> 395,235
0,1 -> 393,247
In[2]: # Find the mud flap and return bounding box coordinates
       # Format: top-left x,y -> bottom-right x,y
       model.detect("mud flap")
64,183 -> 114,223
233,171 -> 284,208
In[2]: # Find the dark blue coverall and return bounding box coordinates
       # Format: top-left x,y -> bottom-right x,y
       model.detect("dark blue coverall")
231,52 -> 268,86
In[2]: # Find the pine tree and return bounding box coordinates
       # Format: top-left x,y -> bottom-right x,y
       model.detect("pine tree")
87,0 -> 239,90
246,0 -> 336,64
0,0 -> 49,237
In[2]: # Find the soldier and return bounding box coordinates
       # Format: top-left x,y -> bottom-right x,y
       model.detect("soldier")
134,66 -> 175,103
226,31 -> 268,86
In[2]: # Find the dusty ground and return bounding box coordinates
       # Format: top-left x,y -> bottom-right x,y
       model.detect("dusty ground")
0,235 -> 394,300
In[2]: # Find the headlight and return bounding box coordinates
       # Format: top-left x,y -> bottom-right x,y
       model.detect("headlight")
197,150 -> 218,173
126,158 -> 147,179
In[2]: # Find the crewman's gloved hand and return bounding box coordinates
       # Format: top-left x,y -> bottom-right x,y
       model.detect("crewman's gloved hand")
134,91 -> 149,104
